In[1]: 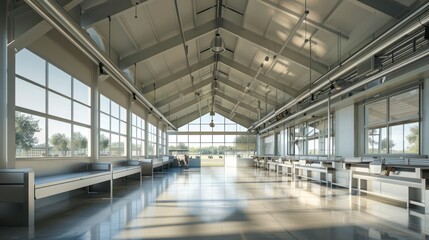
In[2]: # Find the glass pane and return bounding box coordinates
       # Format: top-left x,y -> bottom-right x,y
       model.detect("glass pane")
365,100 -> 386,126
48,92 -> 71,120
188,124 -> 200,131
100,95 -> 110,114
120,107 -> 127,122
177,135 -> 188,143
213,135 -> 224,142
110,134 -> 120,156
120,136 -> 126,156
199,124 -> 210,131
225,135 -> 236,142
111,117 -> 119,133
73,125 -> 90,157
131,113 -> 137,126
404,122 -> 419,154
73,102 -> 90,125
73,79 -> 90,105
201,135 -> 212,143
213,115 -> 224,124
48,64 -> 71,97
16,49 -> 46,86
16,78 -> 46,113
100,131 -> 110,156
48,119 -> 71,157
15,112 -> 46,158
189,135 -> 200,142
111,101 -> 119,118
178,125 -> 188,132
212,124 -> 224,132
237,125 -> 247,132
389,125 -> 404,154
366,127 -> 387,154
120,121 -> 127,135
200,113 -> 211,123
225,125 -> 236,131
100,113 -> 110,130
389,89 -> 419,121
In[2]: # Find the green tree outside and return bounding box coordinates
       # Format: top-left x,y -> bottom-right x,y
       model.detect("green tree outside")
15,112 -> 41,150
50,133 -> 70,156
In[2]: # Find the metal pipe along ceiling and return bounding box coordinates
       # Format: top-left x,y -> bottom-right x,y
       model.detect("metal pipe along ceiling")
251,2 -> 429,131
259,47 -> 429,134
24,0 -> 176,130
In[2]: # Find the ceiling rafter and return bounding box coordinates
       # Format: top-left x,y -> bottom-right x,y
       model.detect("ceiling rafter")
117,16 -> 140,50
155,78 -> 213,108
357,0 -> 408,19
119,19 -> 217,69
142,55 -> 297,97
164,92 -> 212,116
142,57 -> 213,93
81,0 -> 152,28
220,18 -> 328,74
257,0 -> 349,39
218,55 -> 298,97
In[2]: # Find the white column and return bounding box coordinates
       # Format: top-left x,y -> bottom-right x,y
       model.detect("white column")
91,65 -> 100,162
127,95 -> 132,159
0,0 -> 9,168
144,112 -> 148,158
155,121 -> 160,157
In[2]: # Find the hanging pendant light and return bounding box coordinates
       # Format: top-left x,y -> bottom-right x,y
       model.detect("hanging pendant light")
209,119 -> 215,128
210,33 -> 225,54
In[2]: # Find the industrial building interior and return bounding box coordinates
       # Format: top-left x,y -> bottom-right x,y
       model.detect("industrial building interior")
1,0 -> 429,239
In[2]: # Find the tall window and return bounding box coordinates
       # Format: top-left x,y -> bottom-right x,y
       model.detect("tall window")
159,128 -> 166,155
15,49 -> 91,158
263,134 -> 274,155
131,113 -> 145,157
99,94 -> 127,156
148,123 -> 157,156
365,88 -> 420,154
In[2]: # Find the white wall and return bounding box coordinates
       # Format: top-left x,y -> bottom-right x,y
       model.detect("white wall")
335,104 -> 358,157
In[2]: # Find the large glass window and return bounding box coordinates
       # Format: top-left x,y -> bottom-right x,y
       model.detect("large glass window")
15,49 -> 91,158
148,123 -> 157,156
364,88 -> 420,154
99,94 -> 127,157
131,113 -> 145,157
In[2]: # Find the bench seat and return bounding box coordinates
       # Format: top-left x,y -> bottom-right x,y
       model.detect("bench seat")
112,166 -> 141,180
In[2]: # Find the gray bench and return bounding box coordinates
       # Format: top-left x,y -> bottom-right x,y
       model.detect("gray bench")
112,160 -> 141,181
140,157 -> 173,176
0,163 -> 112,226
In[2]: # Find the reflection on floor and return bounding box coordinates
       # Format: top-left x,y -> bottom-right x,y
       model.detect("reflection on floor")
0,167 -> 428,239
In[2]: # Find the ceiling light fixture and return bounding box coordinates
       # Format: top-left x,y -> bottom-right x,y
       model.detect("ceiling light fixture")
210,0 -> 225,54
210,33 -> 225,54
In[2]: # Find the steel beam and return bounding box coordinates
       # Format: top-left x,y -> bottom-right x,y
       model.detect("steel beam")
358,0 -> 408,19
141,57 -> 213,94
218,55 -> 298,97
80,0 -> 151,28
258,0 -> 349,39
120,19 -> 216,69
221,18 -> 329,74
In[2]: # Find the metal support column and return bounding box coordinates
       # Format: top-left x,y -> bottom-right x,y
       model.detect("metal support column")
0,0 -> 8,168
91,65 -> 100,162
327,93 -> 331,158
127,95 -> 132,160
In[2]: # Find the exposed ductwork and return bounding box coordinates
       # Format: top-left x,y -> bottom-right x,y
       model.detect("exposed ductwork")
250,2 -> 429,131
259,46 -> 429,133
24,0 -> 177,130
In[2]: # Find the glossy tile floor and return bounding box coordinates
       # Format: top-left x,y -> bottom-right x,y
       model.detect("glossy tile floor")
1,167 -> 428,239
